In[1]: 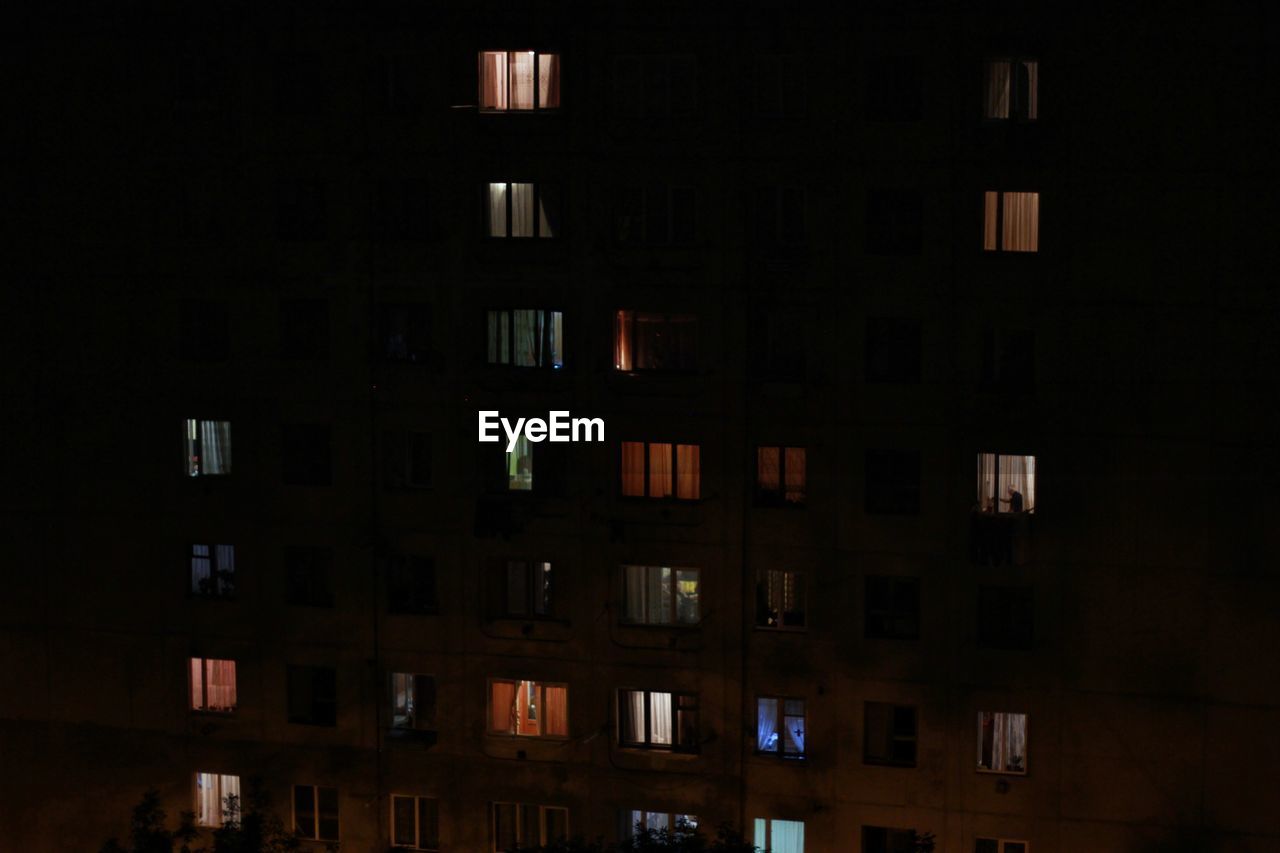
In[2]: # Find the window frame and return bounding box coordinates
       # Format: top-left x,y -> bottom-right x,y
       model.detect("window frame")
485,308 -> 565,369
193,771 -> 240,828
185,418 -> 232,477
189,543 -> 236,599
382,429 -> 432,490
491,802 -> 570,852
286,664 -> 337,727
983,57 -> 1039,122
189,656 -> 237,714
755,696 -> 807,759
483,181 -> 560,239
385,555 -> 439,616
284,545 -> 334,608
976,840 -> 1029,853
390,794 -> 440,851
618,440 -> 701,501
487,678 -> 570,739
982,191 -> 1040,253
753,818 -> 805,853
977,710 -> 1029,776
614,185 -> 698,246
621,810 -> 699,839
292,784 -> 340,842
755,445 -> 807,506
390,672 -> 437,731
976,451 -> 1037,514
756,569 -> 807,631
619,564 -> 701,627
616,688 -> 699,753
864,575 -> 921,640
498,559 -> 555,620
613,310 -> 699,372
477,50 -> 562,113
862,701 -> 918,767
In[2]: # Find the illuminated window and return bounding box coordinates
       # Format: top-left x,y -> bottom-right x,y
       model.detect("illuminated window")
615,186 -> 696,245
487,309 -> 564,368
194,772 -> 240,827
479,51 -> 561,111
621,811 -> 698,839
614,311 -> 698,371
190,544 -> 235,598
976,452 -> 1036,513
386,555 -> 438,615
984,58 -> 1038,120
753,818 -> 805,853
865,576 -> 920,640
492,803 -> 568,851
618,689 -> 699,751
756,446 -> 806,505
978,711 -> 1027,774
489,679 -> 569,738
498,559 -> 553,619
189,657 -> 237,713
507,434 -> 534,491
864,702 -> 917,767
485,182 -> 560,238
287,665 -> 336,727
977,840 -> 1028,853
983,191 -> 1039,252
390,673 -> 436,731
613,55 -> 697,118
862,825 -> 920,853
756,697 -> 806,758
185,418 -> 231,476
757,569 -> 806,630
621,565 -> 700,625
383,430 -> 431,489
620,441 -> 700,500
294,784 -> 339,842
379,303 -> 431,364
391,796 -> 439,851
978,586 -> 1033,650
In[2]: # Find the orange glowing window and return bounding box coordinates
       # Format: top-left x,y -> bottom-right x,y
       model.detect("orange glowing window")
620,441 -> 700,500
479,51 -> 561,111
488,679 -> 568,738
189,657 -> 237,713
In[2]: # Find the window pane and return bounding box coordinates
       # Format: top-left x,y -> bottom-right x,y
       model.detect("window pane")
418,798 -> 439,849
983,191 -> 999,251
294,786 -> 315,838
506,561 -> 529,616
317,786 -> 339,841
507,435 -> 533,491
784,447 -> 806,503
984,60 -> 1010,118
392,797 -> 415,845
620,441 -> 645,496
487,183 -> 507,237
544,806 -> 568,842
648,443 -> 673,497
1001,192 -> 1039,252
676,444 -> 700,499
510,51 -> 535,109
757,697 -> 779,751
649,691 -> 673,744
675,569 -> 700,624
757,446 -> 781,492
494,803 -> 517,850
511,183 -> 535,237
480,52 -> 508,109
538,53 -> 561,108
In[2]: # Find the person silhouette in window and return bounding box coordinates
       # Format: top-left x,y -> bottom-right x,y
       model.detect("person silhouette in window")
1000,486 -> 1024,513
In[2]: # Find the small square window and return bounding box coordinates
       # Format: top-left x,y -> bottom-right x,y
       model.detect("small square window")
379,303 -> 432,364
186,419 -> 232,477
753,818 -> 805,853
865,576 -> 920,640
479,51 -> 561,111
983,191 -> 1039,252
865,449 -> 921,515
376,179 -> 430,241
984,58 -> 1038,121
189,658 -> 237,713
391,795 -> 439,851
287,665 -> 337,727
867,189 -> 922,256
294,784 -> 340,841
866,56 -> 922,122
493,559 -> 554,620
387,556 -> 438,616
390,673 -> 437,731
275,179 -> 326,241
383,430 -> 432,489
190,544 -> 235,599
285,546 -> 333,608
756,697 -> 806,759
977,711 -> 1028,774
487,309 -> 564,369
976,452 -> 1036,513
194,772 -> 240,827
756,570 -> 806,630
977,586 -> 1034,650
615,186 -> 696,245
618,689 -> 699,752
863,702 -> 917,766
756,446 -> 807,506
865,318 -> 922,384
485,182 -> 561,238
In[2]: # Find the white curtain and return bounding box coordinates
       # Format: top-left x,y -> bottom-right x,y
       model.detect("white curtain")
513,309 -> 538,366
538,53 -> 560,108
771,819 -> 805,853
1002,191 -> 1039,252
510,51 -> 535,109
487,183 -> 507,237
984,60 -> 1010,118
623,690 -> 646,742
989,712 -> 1027,772
195,773 -> 240,827
978,452 -> 997,510
189,419 -> 231,475
649,691 -> 672,744
511,183 -> 534,237
206,659 -> 236,711
784,700 -> 805,755
999,454 -> 1036,511
757,698 -> 778,751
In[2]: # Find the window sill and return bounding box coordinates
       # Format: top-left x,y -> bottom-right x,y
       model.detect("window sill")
486,732 -> 571,743
754,624 -> 808,633
616,745 -> 701,757
977,767 -> 1028,777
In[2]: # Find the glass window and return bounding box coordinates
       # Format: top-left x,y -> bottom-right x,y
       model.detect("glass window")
984,58 -> 1038,120
294,785 -> 339,842
619,441 -> 700,500
479,51 -> 560,111
185,418 -> 232,476
976,452 -> 1036,513
756,697 -> 806,758
756,570 -> 806,630
621,565 -> 700,625
391,795 -> 439,851
753,818 -> 805,853
614,311 -> 698,371
864,702 -> 917,766
618,689 -> 698,751
485,182 -> 560,238
390,673 -> 436,730
194,772 -> 240,827
983,191 -> 1039,252
756,446 -> 806,505
190,543 -> 236,598
487,309 -> 564,368
189,658 -> 237,713
977,711 -> 1028,774
489,679 -> 569,737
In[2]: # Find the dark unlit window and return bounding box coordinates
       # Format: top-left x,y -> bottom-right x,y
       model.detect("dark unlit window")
294,784 -> 339,841
865,576 -> 920,640
757,569 -> 805,630
756,697 -> 806,758
977,586 -> 1034,650
865,318 -> 922,384
281,424 -> 331,486
392,795 -> 439,851
756,446 -> 807,505
387,556 -> 438,615
614,55 -> 696,118
489,679 -> 569,737
614,311 -> 698,371
383,430 -> 431,489
390,673 -> 436,731
380,303 -> 431,364
864,702 -> 917,766
615,186 -> 696,245
976,452 -> 1036,513
285,546 -> 333,608
287,665 -> 337,726
865,449 -> 921,515
179,299 -> 229,361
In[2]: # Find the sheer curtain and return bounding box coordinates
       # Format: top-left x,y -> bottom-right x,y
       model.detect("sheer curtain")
676,445 -> 700,499
621,442 -> 645,496
999,454 -> 1036,511
1020,60 -> 1039,119
983,192 -> 999,251
191,545 -> 211,593
614,311 -> 633,370
784,700 -> 805,755
543,684 -> 568,736
757,698 -> 779,751
649,692 -> 673,744
487,310 -> 509,363
649,443 -> 673,498
480,52 -> 507,109
215,545 -> 235,592
513,309 -> 538,366
510,51 -> 535,109
771,819 -> 805,853
1002,191 -> 1039,252
203,420 -> 231,474
977,452 -> 997,510
622,690 -> 646,742
511,183 -> 534,236
189,658 -> 204,709
538,53 -> 561,108
989,712 -> 1027,772
196,773 -> 239,826
487,183 -> 507,236
207,659 -> 236,711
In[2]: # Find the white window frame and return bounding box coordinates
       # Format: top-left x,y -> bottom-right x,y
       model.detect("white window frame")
292,784 -> 340,842
390,794 -> 440,851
